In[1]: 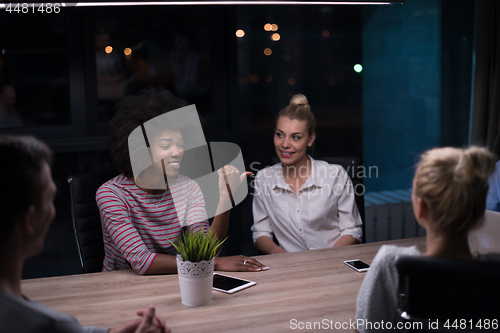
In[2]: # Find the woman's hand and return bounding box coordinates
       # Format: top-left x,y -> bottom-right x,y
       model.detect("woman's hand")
214,255 -> 268,272
218,165 -> 253,200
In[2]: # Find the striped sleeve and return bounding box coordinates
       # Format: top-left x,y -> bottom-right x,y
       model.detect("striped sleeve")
97,185 -> 157,275
185,180 -> 209,234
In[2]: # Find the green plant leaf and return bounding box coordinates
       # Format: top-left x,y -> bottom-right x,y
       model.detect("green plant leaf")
167,229 -> 226,262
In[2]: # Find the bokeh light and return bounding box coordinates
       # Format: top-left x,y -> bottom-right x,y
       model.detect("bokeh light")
287,78 -> 296,86
271,24 -> 278,31
354,64 -> 363,73
264,23 -> 272,31
124,48 -> 132,56
264,48 -> 272,56
266,75 -> 273,83
236,29 -> 245,38
271,33 -> 280,41
322,30 -> 330,38
105,46 -> 113,54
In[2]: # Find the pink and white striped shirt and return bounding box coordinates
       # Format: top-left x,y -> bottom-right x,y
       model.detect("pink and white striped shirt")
96,174 -> 209,275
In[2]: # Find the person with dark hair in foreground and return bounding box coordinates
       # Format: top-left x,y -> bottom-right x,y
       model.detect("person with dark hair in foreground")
0,135 -> 169,333
355,147 -> 500,333
98,86 -> 266,274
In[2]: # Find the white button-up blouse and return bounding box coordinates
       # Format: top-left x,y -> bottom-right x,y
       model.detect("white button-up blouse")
251,156 -> 363,252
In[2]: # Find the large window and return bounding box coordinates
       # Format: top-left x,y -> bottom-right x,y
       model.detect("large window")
0,11 -> 70,128
236,5 -> 363,162
93,6 -> 214,124
0,3 -> 478,277
362,0 -> 475,192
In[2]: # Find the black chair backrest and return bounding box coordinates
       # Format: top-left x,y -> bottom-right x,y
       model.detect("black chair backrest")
396,255 -> 500,330
68,171 -> 117,273
272,155 -> 366,243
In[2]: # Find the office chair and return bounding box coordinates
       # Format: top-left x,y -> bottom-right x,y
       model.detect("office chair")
68,170 -> 116,273
317,156 -> 366,243
272,155 -> 366,243
396,255 -> 500,332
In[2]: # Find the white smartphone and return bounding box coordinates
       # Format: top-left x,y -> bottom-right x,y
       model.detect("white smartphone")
212,273 -> 256,294
343,259 -> 370,272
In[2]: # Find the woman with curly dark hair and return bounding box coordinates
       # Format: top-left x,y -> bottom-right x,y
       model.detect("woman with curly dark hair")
97,87 -> 266,274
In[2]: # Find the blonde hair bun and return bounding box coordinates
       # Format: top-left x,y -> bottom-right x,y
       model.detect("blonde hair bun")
289,94 -> 309,107
457,147 -> 496,181
276,93 -> 315,136
414,146 -> 496,234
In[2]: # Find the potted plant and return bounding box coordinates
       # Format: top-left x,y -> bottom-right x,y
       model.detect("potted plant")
170,229 -> 226,306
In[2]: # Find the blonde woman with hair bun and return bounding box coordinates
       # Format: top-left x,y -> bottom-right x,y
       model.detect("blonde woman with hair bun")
251,94 -> 363,254
354,146 -> 500,333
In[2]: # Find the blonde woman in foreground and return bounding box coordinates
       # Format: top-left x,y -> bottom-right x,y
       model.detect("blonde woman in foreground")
355,147 -> 500,333
252,94 -> 363,254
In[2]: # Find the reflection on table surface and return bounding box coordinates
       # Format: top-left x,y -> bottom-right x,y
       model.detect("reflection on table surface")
22,237 -> 426,333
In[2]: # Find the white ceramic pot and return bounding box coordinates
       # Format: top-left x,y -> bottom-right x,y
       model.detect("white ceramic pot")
176,255 -> 215,306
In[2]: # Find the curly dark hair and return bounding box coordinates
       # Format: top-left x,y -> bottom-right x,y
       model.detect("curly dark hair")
110,87 -> 188,176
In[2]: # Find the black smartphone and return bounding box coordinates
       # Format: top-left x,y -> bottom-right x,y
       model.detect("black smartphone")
343,259 -> 370,272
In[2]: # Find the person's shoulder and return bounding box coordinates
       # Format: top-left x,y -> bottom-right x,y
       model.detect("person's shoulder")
378,244 -> 421,256
0,293 -> 84,333
373,245 -> 421,266
313,158 -> 333,168
362,245 -> 421,289
310,158 -> 349,186
96,174 -> 130,197
98,174 -> 127,188
312,158 -> 347,175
